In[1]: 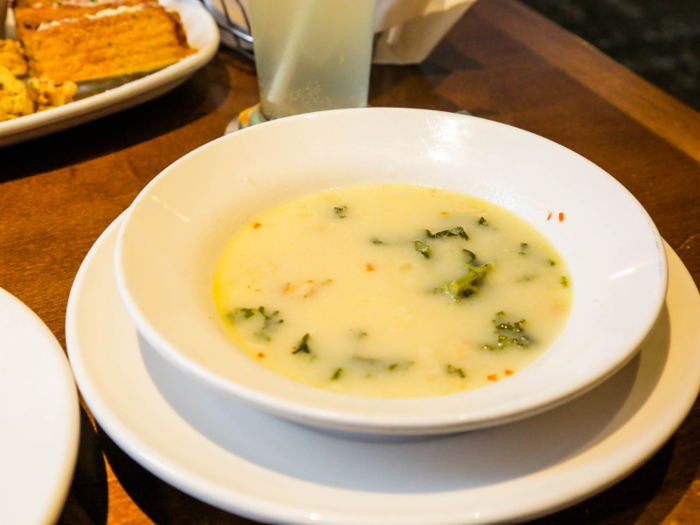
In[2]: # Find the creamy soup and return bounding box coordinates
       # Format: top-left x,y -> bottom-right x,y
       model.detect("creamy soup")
213,184 -> 571,398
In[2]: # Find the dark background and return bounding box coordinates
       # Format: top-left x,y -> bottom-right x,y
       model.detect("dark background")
520,0 -> 700,111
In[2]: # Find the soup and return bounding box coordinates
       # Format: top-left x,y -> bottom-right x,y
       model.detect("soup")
213,184 -> 571,398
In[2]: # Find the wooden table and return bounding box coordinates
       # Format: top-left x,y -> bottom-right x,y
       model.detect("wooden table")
3,0 -> 700,523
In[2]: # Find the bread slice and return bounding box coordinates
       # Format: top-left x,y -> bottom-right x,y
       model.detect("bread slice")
14,0 -> 140,7
16,3 -> 196,83
13,0 -> 145,29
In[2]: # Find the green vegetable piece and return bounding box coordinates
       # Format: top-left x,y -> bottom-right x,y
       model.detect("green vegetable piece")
495,319 -> 526,333
414,240 -> 431,259
227,306 -> 283,340
483,313 -> 532,350
334,206 -> 348,218
561,276 -> 569,287
519,243 -> 528,255
445,263 -> 493,300
548,259 -> 557,266
371,238 -> 385,245
331,368 -> 343,380
227,307 -> 255,323
263,307 -> 284,323
352,356 -> 413,372
426,226 -> 468,241
462,249 -> 477,264
254,307 -> 283,341
292,333 -> 311,354
357,330 -> 368,339
446,364 -> 466,378
478,217 -> 488,226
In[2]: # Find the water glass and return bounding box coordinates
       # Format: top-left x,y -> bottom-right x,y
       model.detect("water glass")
248,0 -> 376,120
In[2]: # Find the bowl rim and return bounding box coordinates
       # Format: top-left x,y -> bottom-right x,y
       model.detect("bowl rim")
114,107 -> 668,435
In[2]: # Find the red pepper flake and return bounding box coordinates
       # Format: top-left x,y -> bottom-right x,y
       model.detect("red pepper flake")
440,211 -> 449,215
487,374 -> 498,381
366,263 -> 375,271
307,280 -> 314,283
559,212 -> 565,222
505,369 -> 514,376
547,212 -> 552,221
291,346 -> 297,351
253,222 -> 261,229
257,352 -> 265,358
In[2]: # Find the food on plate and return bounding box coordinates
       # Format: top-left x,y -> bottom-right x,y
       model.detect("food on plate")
0,0 -> 196,123
213,184 -> 572,398
26,78 -> 78,111
16,3 -> 196,83
0,67 -> 34,120
0,62 -> 77,121
0,40 -> 28,76
14,0 -> 140,6
13,0 -> 145,26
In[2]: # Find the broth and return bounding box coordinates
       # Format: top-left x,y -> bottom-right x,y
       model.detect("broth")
213,184 -> 571,398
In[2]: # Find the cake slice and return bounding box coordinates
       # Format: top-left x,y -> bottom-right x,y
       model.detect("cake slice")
16,3 -> 196,83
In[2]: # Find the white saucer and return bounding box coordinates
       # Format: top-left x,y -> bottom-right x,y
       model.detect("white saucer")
0,289 -> 80,525
66,215 -> 700,525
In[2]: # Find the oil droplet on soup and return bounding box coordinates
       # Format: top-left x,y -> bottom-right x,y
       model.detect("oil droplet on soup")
212,184 -> 572,398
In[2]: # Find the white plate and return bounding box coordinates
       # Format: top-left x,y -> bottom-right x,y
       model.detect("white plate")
0,0 -> 219,147
67,214 -> 700,524
0,289 -> 80,525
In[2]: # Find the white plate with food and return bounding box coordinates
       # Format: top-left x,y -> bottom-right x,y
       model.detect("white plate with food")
66,213 -> 700,525
0,288 -> 80,525
113,109 -> 666,436
0,0 -> 218,147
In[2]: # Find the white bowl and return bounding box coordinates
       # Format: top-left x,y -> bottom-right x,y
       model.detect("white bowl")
114,108 -> 667,436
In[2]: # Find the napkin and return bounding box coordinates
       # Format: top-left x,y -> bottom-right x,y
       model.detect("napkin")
218,0 -> 477,65
373,0 -> 476,64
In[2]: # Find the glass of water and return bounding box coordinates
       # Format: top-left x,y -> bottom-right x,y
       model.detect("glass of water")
248,0 -> 376,121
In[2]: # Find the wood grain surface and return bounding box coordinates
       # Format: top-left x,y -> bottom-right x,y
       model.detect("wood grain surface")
2,0 -> 700,523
